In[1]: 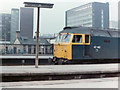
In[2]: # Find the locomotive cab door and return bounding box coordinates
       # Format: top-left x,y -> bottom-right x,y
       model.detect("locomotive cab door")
83,34 -> 91,57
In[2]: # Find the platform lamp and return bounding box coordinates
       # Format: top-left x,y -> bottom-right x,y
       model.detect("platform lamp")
24,2 -> 54,68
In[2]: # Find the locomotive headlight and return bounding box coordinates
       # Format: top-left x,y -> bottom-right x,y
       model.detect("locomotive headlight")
56,48 -> 57,51
54,48 -> 57,51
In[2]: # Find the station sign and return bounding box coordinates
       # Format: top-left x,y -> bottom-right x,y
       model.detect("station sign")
24,2 -> 54,8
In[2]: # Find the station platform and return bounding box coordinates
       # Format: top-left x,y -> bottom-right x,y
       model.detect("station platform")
0,55 -> 53,59
1,55 -> 53,65
1,64 -> 120,82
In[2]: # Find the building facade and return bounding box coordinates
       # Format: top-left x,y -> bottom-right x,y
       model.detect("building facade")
118,1 -> 120,29
0,14 -> 11,41
0,14 -> 2,41
66,2 -> 109,29
0,30 -> 53,55
0,36 -> 53,55
20,7 -> 34,39
11,9 -> 19,43
110,21 -> 118,29
0,41 -> 53,55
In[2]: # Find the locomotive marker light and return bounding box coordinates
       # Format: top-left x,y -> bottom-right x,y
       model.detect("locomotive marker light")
24,2 -> 54,68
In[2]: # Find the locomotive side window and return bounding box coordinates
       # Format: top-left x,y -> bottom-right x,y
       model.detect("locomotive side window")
72,35 -> 82,43
85,35 -> 89,43
85,35 -> 90,44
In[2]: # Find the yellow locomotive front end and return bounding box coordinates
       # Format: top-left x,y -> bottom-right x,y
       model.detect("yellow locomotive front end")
54,33 -> 72,60
52,32 -> 91,65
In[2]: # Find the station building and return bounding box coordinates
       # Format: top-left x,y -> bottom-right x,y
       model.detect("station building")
65,2 -> 109,29
0,31 -> 53,55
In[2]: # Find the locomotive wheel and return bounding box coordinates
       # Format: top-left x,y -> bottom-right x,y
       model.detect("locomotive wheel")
58,59 -> 63,65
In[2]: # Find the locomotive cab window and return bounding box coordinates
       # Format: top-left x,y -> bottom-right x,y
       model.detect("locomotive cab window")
72,35 -> 82,43
62,34 -> 71,43
55,34 -> 62,43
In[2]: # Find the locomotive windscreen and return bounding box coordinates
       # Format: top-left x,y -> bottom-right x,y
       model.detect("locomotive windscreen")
55,34 -> 71,43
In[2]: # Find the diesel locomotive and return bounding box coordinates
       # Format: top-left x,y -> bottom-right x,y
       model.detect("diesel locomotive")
49,27 -> 120,64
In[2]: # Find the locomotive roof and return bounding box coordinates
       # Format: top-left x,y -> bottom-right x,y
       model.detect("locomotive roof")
59,27 -> 120,37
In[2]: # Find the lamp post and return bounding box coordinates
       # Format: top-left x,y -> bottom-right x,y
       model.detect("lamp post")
24,2 -> 54,68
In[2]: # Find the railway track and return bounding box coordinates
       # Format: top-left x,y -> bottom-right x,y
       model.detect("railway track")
2,59 -> 120,66
2,71 -> 120,82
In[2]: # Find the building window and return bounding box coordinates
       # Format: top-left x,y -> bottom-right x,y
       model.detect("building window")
23,45 -> 26,54
101,9 -> 104,28
34,45 -> 36,54
28,45 -> 31,54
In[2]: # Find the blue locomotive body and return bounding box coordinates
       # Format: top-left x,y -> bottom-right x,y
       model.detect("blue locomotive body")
52,27 -> 120,64
72,36 -> 119,60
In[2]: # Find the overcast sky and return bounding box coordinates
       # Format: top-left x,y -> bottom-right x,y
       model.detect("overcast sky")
0,0 -> 119,35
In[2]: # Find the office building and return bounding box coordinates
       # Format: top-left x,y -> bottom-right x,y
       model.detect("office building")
11,9 -> 19,42
66,2 -> 109,29
0,14 -> 11,41
110,21 -> 118,29
20,7 -> 34,39
0,14 -> 2,41
118,1 -> 120,29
